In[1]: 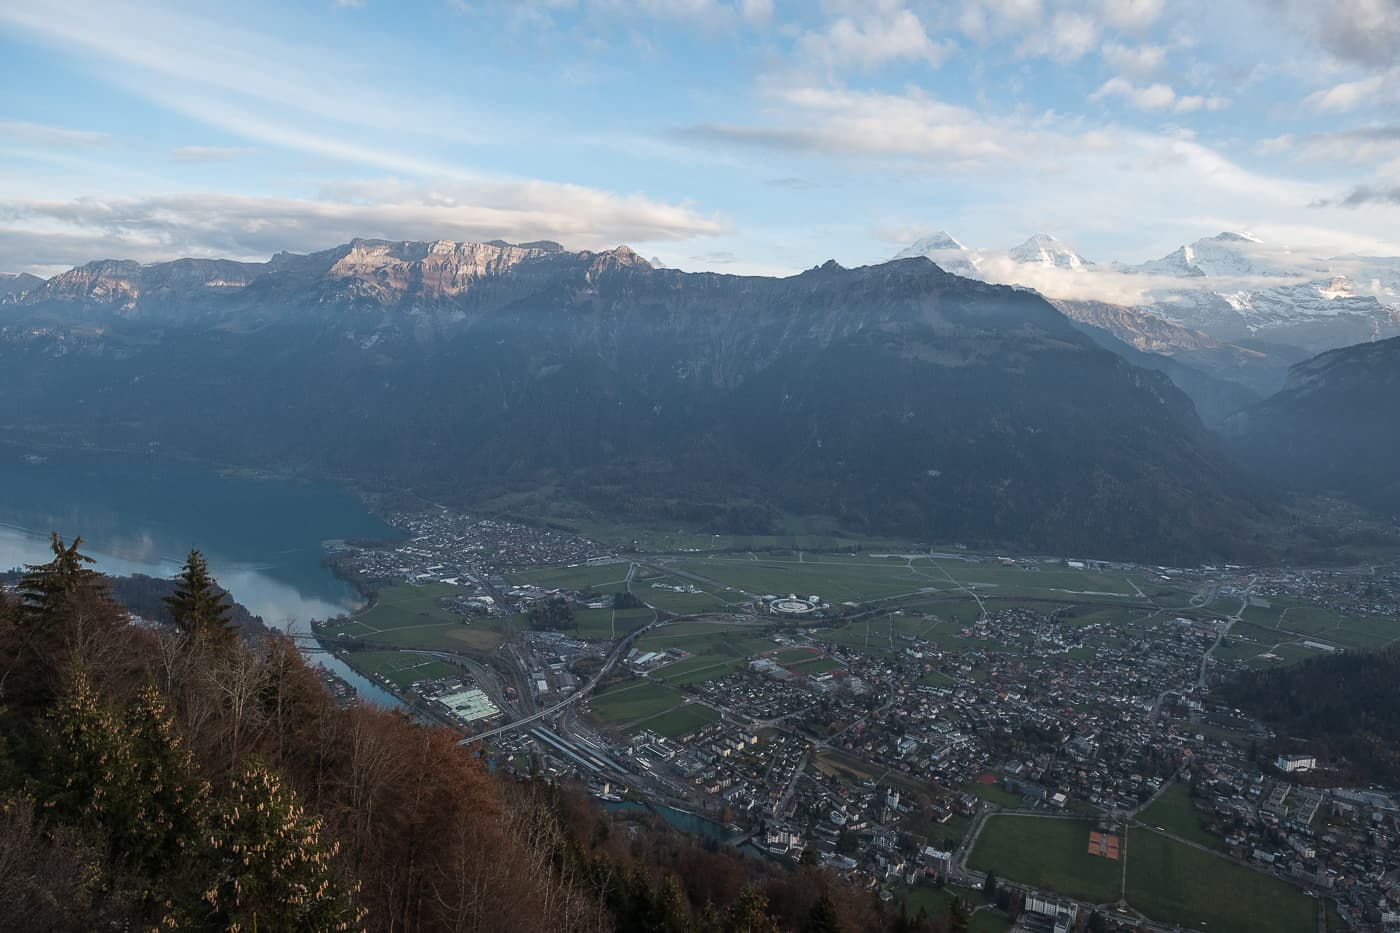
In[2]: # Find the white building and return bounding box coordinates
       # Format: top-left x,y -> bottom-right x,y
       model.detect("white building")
1276,754 -> 1317,773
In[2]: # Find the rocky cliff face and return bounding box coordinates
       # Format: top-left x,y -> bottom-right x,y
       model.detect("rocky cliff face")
0,239 -> 1274,562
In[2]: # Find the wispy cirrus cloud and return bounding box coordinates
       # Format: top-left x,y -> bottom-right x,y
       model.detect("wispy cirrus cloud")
0,119 -> 108,148
169,146 -> 257,163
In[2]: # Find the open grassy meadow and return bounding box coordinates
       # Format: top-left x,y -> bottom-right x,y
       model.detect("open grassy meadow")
1136,783 -> 1228,851
1125,829 -> 1314,933
507,562 -> 632,592
587,680 -> 686,726
968,816 -> 1122,904
318,583 -> 506,653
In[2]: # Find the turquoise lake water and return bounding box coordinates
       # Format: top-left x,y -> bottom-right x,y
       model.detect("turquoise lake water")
0,447 -> 404,705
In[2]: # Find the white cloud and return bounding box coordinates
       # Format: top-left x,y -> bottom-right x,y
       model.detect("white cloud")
0,119 -> 108,148
1096,0 -> 1164,32
0,182 -> 730,272
169,146 -> 256,163
676,83 -> 1034,163
1091,77 -> 1226,113
1100,40 -> 1165,78
1304,71 -> 1396,112
1017,10 -> 1098,63
958,0 -> 1043,42
799,4 -> 953,70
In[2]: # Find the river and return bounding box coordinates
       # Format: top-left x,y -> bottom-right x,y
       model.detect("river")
0,447 -> 405,706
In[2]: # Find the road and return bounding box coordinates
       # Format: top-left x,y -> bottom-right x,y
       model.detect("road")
460,615 -> 664,744
1197,575 -> 1256,691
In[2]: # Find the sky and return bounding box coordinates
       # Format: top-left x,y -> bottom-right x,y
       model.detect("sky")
1,0 -> 1399,277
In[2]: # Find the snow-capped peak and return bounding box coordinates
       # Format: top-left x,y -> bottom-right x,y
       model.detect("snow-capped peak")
1130,231 -> 1292,279
1008,233 -> 1093,270
894,231 -> 967,259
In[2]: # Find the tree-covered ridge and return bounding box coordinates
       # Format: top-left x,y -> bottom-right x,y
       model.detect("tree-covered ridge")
0,536 -> 964,932
1218,644 -> 1400,784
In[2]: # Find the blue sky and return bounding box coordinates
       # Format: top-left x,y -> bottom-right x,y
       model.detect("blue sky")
1,0 -> 1399,276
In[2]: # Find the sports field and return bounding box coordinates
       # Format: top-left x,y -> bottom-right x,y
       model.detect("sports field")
968,816 -> 1122,904
345,650 -> 460,689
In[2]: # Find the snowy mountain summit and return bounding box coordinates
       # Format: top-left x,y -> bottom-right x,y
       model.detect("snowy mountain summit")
893,231 -> 978,275
1008,233 -> 1093,270
894,231 -> 966,256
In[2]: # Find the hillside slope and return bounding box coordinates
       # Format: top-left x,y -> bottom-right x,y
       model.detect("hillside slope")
1224,336 -> 1400,512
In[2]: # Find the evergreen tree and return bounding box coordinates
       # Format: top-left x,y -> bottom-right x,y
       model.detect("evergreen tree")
983,871 -> 998,902
18,533 -> 107,626
725,885 -> 781,933
653,874 -> 692,933
803,892 -> 842,933
201,757 -> 362,932
121,681 -> 210,873
948,896 -> 970,933
164,548 -> 235,644
40,665 -> 138,836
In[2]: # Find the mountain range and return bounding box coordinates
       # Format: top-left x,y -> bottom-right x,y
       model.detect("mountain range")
0,237 -> 1279,563
893,230 -> 1400,415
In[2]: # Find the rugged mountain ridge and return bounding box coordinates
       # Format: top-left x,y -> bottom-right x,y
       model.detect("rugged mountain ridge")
0,239 -> 1273,562
0,271 -> 44,298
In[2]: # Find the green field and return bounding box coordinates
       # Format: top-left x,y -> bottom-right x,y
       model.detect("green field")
968,816 -> 1122,904
507,562 -> 632,592
1125,830 -> 1314,933
318,584 -> 506,653
789,656 -> 844,674
965,781 -> 1026,809
635,622 -> 772,655
345,650 -> 460,689
1240,597 -> 1400,652
573,607 -> 653,641
632,703 -> 720,738
666,555 -> 941,604
1136,783 -> 1227,851
588,680 -> 685,725
650,655 -> 752,686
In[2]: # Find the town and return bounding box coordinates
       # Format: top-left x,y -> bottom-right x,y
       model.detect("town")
312,507 -> 1400,933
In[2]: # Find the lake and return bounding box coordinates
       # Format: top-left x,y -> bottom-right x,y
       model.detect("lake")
0,447 -> 405,705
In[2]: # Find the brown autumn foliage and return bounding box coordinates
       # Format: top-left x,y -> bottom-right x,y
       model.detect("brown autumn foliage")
0,557 -> 966,933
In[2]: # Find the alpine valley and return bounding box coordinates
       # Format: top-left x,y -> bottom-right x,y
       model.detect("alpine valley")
1,234 -> 1396,565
